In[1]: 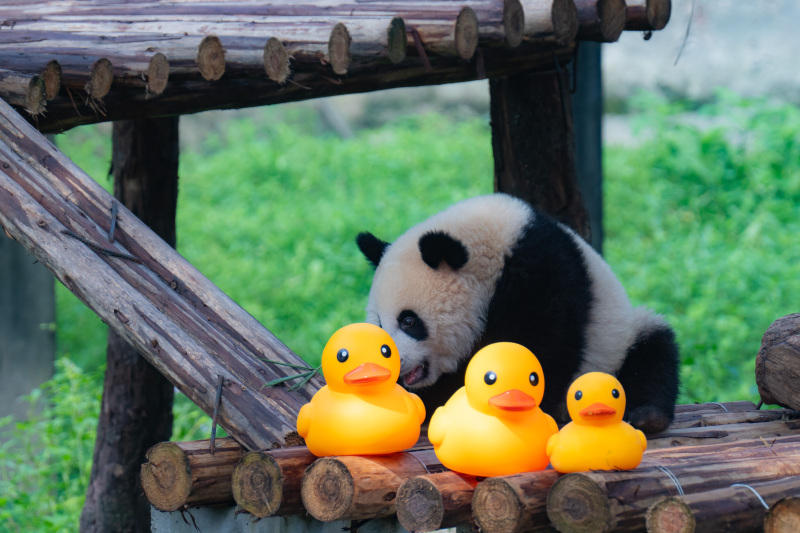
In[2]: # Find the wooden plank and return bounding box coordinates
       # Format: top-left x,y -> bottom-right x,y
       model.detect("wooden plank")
0,97 -> 322,451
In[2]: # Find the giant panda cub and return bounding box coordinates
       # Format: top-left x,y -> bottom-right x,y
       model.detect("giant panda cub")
356,193 -> 679,433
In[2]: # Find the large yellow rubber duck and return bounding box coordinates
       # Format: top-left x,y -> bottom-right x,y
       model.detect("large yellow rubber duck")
297,323 -> 425,456
428,342 -> 558,477
546,372 -> 647,473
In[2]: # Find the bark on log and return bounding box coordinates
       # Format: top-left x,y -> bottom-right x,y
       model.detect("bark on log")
300,449 -> 441,522
232,447 -> 317,518
80,117 -> 178,532
674,401 -> 758,414
757,313 -> 800,411
666,408 -> 798,430
395,471 -> 480,532
575,0 -> 628,42
490,66 -> 590,241
646,478 -> 800,533
765,496 -> 800,533
626,0 -> 672,31
545,454 -> 800,533
140,438 -> 244,511
647,418 -> 800,449
471,470 -> 561,533
0,96 -> 323,451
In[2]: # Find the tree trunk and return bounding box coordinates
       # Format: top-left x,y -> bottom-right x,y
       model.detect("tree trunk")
80,116 -> 179,532
490,67 -> 590,240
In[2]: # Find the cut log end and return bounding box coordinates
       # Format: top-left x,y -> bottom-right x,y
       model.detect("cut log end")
263,37 -> 291,84
396,476 -> 444,532
503,0 -> 525,48
300,457 -> 355,521
386,17 -> 408,64
455,7 -> 479,60
328,23 -> 352,76
546,473 -> 611,533
645,497 -> 696,533
197,35 -> 226,81
647,0 -> 672,31
598,0 -> 628,42
42,60 -> 61,100
553,0 -> 580,45
766,497 -> 800,533
472,477 -> 524,533
231,451 -> 283,518
140,442 -> 192,512
85,58 -> 113,99
25,76 -> 46,116
147,53 -> 170,95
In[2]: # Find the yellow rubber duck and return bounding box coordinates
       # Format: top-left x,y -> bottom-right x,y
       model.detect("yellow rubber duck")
297,323 -> 425,457
428,342 -> 558,477
546,372 -> 647,473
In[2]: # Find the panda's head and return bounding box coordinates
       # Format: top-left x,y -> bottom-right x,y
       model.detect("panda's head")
355,194 -> 533,390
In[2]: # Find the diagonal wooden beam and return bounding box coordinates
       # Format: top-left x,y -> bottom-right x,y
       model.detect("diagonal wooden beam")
0,96 -> 322,450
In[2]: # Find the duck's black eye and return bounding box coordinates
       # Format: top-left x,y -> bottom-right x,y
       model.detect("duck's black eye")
484,371 -> 497,385
575,390 -> 583,401
381,344 -> 391,358
336,349 -> 349,363
529,372 -> 539,386
611,389 -> 620,399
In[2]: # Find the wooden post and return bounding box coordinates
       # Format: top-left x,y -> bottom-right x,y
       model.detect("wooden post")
756,313 -> 800,411
471,470 -> 561,533
490,65 -> 590,240
395,471 -> 480,531
140,438 -> 244,511
232,447 -> 317,518
80,116 -> 180,532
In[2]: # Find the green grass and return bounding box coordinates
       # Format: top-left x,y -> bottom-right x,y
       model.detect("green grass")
3,90 -> 800,529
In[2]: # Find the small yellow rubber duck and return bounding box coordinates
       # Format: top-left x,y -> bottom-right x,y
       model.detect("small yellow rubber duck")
297,323 -> 425,457
546,372 -> 647,473
428,342 -> 558,477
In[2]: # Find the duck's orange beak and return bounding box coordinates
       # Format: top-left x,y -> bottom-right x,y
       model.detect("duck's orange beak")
343,362 -> 392,385
489,389 -> 536,411
579,402 -> 617,418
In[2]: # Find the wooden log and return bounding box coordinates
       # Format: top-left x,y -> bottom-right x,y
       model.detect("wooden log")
766,496 -> 800,533
300,449 -> 441,522
666,408 -> 798,430
231,447 -> 317,518
644,434 -> 800,466
140,438 -> 244,511
0,96 -> 324,450
626,0 -> 672,31
471,470 -> 561,533
674,401 -> 758,414
647,417 -> 800,449
545,454 -> 800,533
575,0 -> 627,42
521,0 -> 579,45
646,478 -> 800,533
395,471 -> 480,532
757,313 -> 800,411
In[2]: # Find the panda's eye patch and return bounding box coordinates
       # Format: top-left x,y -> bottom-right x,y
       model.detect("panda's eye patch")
575,390 -> 583,401
336,349 -> 349,363
397,310 -> 428,340
611,389 -> 620,399
402,315 -> 415,328
484,371 -> 497,385
381,344 -> 391,358
529,372 -> 539,386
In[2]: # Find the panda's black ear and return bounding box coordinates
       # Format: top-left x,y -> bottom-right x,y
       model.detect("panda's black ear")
418,231 -> 469,271
356,232 -> 389,268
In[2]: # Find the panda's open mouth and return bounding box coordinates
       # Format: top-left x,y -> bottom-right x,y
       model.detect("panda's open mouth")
402,363 -> 428,387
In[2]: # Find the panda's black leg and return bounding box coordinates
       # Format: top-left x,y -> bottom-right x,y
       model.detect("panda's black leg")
616,325 -> 680,434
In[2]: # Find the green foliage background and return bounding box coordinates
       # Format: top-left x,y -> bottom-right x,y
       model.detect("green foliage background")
2,90 -> 799,529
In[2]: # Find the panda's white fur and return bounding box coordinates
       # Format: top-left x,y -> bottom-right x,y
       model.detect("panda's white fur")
357,193 -> 680,432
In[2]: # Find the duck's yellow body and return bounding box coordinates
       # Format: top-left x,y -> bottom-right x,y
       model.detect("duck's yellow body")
297,323 -> 425,457
546,372 -> 646,473
428,342 -> 558,477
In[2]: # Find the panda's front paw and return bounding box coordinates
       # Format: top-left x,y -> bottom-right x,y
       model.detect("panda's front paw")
627,405 -> 672,434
